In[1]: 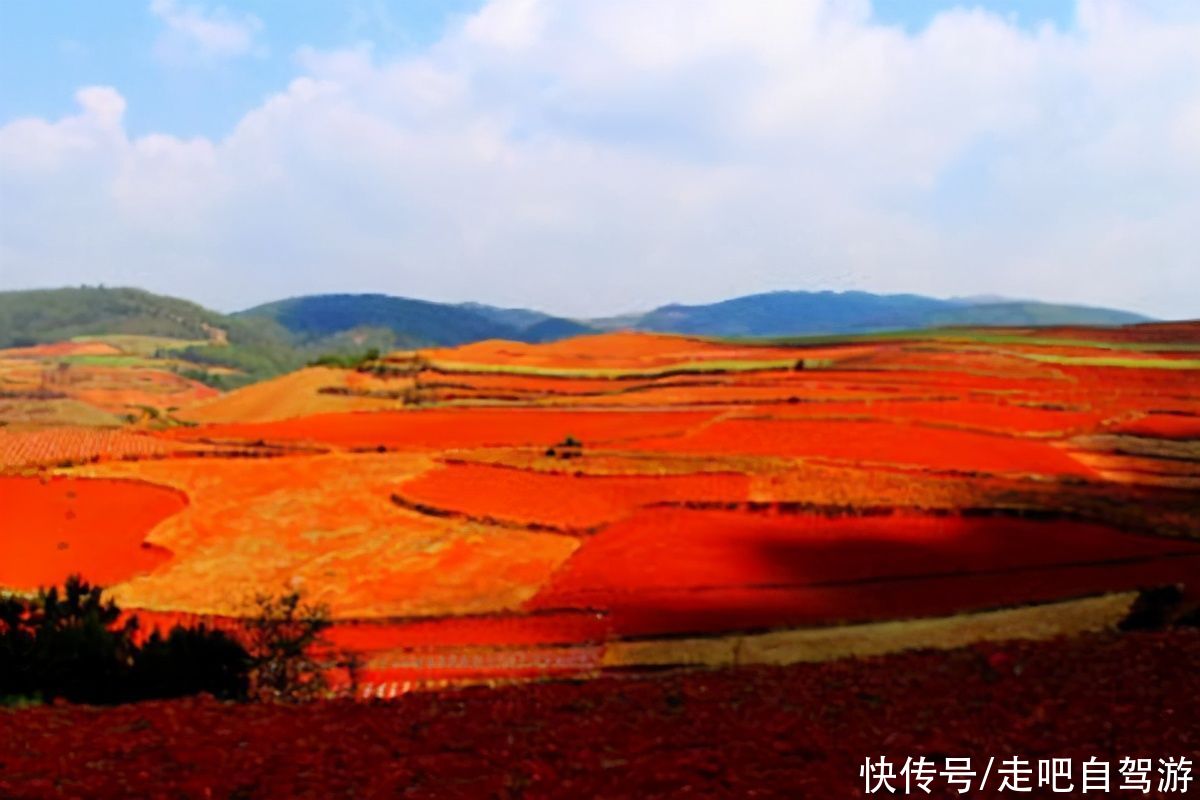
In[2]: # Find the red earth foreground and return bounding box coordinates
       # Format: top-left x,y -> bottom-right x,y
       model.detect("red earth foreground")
1,630 -> 1197,799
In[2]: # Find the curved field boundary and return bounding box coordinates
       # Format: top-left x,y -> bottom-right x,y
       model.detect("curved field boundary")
0,475 -> 186,591
390,491 -> 594,536
394,462 -> 750,533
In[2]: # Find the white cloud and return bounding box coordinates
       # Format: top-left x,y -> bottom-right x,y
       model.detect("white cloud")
1,0 -> 1199,318
149,0 -> 263,63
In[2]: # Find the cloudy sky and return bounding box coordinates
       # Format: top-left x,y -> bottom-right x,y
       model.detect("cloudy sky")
0,1 -> 1196,319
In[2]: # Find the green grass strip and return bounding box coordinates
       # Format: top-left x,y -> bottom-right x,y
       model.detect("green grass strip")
1017,353 -> 1200,369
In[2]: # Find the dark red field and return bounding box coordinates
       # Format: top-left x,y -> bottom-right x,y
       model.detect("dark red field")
2,630 -> 1196,798
527,508 -> 1200,636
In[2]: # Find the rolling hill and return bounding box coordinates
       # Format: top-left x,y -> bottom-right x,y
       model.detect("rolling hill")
0,287 -> 254,348
595,291 -> 1151,337
237,294 -> 521,347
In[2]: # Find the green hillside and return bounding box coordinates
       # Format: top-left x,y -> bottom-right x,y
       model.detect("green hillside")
926,301 -> 1148,327
237,294 -> 522,347
0,287 -> 304,387
238,294 -> 594,346
597,291 -> 1151,337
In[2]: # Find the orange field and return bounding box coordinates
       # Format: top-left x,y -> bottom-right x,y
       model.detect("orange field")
396,463 -> 749,530
626,417 -> 1096,476
0,341 -> 123,358
165,407 -> 719,449
754,396 -> 1105,430
0,475 -> 184,590
2,328 -> 1197,687
420,331 -> 871,370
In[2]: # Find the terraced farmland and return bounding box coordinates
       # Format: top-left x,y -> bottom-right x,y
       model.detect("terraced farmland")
2,326 -> 1198,691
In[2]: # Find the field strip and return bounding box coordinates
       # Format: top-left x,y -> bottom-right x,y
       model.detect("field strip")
1017,353 -> 1200,369
426,358 -> 803,380
602,592 -> 1139,669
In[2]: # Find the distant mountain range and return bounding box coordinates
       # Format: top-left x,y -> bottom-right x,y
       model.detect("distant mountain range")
236,290 -> 1149,344
0,285 -> 1154,384
589,291 -> 1150,337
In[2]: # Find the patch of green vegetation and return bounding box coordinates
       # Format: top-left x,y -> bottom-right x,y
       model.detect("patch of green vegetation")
1017,353 -> 1200,369
59,354 -> 164,368
174,367 -> 235,390
175,342 -> 307,388
308,348 -> 381,369
237,294 -> 520,346
0,287 -> 233,346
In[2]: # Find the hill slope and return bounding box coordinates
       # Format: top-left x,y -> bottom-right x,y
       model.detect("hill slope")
926,301 -> 1150,328
594,291 -> 1150,337
0,287 -> 236,348
241,295 -> 595,346
238,294 -> 523,347
0,287 -> 308,386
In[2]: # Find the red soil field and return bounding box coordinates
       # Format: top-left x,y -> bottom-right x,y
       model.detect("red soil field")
164,408 -> 718,450
419,373 -> 642,393
1109,413 -> 1200,440
326,610 -> 611,650
744,398 -> 1108,435
396,463 -> 749,529
1001,320 -> 1200,344
419,331 -> 868,370
0,475 -> 184,590
529,507 -> 1200,636
626,417 -> 1096,476
746,368 -> 1068,394
565,558 -> 1200,637
2,631 -> 1195,799
555,383 -> 907,407
1057,364 -> 1200,393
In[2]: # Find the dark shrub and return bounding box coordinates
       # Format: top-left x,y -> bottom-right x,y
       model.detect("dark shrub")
132,624 -> 250,701
244,590 -> 332,702
1119,585 -> 1185,632
1,576 -> 251,705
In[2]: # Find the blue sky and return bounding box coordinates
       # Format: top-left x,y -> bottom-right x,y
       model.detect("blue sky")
0,1 -> 1075,139
0,1 -> 483,137
0,1 -> 1197,318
